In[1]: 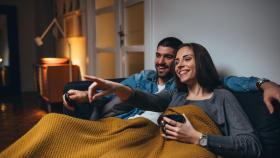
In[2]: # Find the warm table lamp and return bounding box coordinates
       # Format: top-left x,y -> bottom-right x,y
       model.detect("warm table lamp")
34,18 -> 72,81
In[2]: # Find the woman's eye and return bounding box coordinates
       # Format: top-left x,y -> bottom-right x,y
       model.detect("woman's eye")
174,60 -> 179,65
184,57 -> 191,61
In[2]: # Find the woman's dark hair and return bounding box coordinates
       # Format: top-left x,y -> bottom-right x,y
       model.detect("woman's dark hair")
175,43 -> 221,92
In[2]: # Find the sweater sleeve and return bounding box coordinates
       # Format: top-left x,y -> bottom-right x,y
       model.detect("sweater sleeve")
207,90 -> 262,158
125,89 -> 173,112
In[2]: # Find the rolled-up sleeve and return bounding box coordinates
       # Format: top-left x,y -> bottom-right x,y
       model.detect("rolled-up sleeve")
222,76 -> 259,92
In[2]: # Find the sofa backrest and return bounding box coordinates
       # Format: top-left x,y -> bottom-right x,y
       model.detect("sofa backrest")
231,91 -> 280,158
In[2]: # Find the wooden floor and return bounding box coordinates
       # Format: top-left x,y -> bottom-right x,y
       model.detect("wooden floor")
0,93 -> 49,151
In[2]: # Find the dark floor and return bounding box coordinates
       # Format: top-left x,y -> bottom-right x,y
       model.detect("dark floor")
0,93 -> 63,151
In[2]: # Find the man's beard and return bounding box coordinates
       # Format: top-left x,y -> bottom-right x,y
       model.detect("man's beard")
156,64 -> 174,81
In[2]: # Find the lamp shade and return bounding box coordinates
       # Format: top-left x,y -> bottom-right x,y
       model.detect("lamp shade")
40,58 -> 69,65
34,37 -> 44,46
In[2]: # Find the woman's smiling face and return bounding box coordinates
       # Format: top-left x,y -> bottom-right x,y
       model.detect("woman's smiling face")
175,46 -> 197,85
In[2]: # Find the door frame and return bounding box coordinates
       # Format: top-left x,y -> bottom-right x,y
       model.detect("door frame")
0,5 -> 20,95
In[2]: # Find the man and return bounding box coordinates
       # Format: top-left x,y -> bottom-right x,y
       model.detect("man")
63,37 -> 182,120
63,37 -> 280,121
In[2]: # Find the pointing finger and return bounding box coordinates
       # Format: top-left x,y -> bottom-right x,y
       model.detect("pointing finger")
88,82 -> 98,102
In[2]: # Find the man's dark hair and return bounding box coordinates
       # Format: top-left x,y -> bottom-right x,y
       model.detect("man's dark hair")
175,43 -> 220,92
157,37 -> 183,51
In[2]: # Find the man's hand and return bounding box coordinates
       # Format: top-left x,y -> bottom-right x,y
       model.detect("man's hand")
260,81 -> 280,114
62,89 -> 88,111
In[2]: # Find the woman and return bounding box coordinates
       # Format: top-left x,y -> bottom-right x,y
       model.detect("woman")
83,43 -> 262,158
1,43 -> 262,158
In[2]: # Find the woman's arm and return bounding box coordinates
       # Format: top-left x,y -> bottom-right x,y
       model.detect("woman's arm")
162,89 -> 262,157
206,89 -> 262,158
125,89 -> 172,112
84,75 -> 172,112
84,75 -> 133,102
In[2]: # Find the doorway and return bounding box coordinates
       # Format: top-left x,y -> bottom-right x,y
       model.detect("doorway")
93,0 -> 144,79
0,6 -> 20,95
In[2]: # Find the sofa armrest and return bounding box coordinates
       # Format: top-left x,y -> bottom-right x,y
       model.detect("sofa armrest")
64,81 -> 92,93
232,90 -> 280,158
63,78 -> 126,93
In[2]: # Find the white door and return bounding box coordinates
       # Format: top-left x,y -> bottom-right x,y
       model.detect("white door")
122,0 -> 144,76
93,0 -> 144,79
94,0 -> 119,79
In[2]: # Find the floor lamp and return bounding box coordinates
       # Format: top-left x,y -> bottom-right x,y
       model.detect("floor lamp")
34,18 -> 72,82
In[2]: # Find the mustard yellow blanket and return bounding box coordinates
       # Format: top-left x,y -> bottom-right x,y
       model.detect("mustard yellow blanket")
0,105 -> 221,158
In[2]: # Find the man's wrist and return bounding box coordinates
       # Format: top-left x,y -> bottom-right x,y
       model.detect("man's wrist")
256,78 -> 270,90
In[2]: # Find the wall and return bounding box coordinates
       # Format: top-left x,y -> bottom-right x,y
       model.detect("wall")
0,0 -> 55,92
55,0 -> 87,79
57,37 -> 87,78
34,0 -> 55,59
0,0 -> 37,92
151,0 -> 280,83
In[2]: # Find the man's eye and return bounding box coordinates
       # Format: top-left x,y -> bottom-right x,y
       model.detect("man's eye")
165,55 -> 174,59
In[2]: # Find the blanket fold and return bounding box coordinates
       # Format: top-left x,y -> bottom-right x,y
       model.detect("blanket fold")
0,105 -> 221,158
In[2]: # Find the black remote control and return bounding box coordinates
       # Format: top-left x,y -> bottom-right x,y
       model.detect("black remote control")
64,92 -> 77,107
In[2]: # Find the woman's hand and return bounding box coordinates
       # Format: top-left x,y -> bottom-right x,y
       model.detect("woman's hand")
84,75 -> 133,103
162,114 -> 202,144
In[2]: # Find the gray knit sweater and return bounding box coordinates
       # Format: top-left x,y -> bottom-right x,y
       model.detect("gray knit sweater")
126,88 -> 262,158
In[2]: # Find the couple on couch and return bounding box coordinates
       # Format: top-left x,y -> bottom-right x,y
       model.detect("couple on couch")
1,37 -> 279,158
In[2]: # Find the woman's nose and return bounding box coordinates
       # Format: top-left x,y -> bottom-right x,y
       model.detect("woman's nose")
176,60 -> 183,67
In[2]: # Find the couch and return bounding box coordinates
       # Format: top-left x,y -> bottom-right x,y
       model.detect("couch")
64,79 -> 280,158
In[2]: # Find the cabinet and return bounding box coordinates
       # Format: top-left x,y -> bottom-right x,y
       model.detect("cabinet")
37,64 -> 80,105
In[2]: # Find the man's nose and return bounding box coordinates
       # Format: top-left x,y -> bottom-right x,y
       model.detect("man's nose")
157,57 -> 165,64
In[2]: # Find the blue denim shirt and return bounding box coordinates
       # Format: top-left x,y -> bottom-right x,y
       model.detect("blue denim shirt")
121,70 -> 176,93
115,70 -> 259,119
222,76 -> 258,92
115,70 -> 175,119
